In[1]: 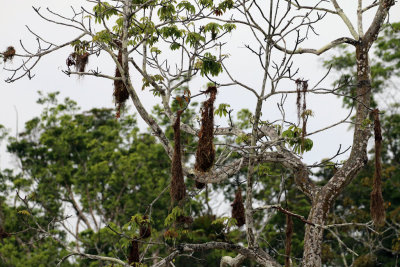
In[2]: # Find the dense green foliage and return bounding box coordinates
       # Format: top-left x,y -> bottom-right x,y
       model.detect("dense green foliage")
1,89 -> 399,266
0,92 -> 173,266
0,92 -> 247,266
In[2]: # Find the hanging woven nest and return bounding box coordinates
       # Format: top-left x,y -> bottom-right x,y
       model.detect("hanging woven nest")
128,240 -> 139,265
3,46 -> 15,62
139,215 -> 151,239
370,109 -> 385,227
194,86 -> 217,188
66,52 -> 90,73
231,187 -> 245,227
170,110 -> 187,202
113,48 -> 130,118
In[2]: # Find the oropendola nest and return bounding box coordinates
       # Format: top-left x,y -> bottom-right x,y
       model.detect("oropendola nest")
164,229 -> 179,239
128,240 -> 140,265
194,86 -> 217,188
66,52 -> 89,73
0,226 -> 10,239
231,187 -> 245,227
3,46 -> 15,63
295,79 -> 308,148
370,109 -> 385,227
113,49 -> 130,118
285,214 -> 294,267
176,215 -> 194,228
195,181 -> 206,189
170,110 -> 187,202
295,79 -> 308,123
139,215 -> 151,239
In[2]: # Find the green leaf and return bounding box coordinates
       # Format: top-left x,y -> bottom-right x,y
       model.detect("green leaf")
164,207 -> 184,226
186,32 -> 205,48
215,103 -> 230,117
157,4 -> 176,21
223,23 -> 236,32
150,47 -> 162,54
93,2 -> 118,24
170,42 -> 181,50
200,52 -> 223,77
160,25 -> 184,39
177,1 -> 196,14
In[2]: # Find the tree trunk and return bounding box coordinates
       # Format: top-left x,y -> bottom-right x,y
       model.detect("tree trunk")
302,193 -> 328,267
302,43 -> 372,266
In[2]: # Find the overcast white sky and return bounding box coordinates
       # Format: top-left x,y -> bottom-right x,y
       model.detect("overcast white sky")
0,1 -> 399,171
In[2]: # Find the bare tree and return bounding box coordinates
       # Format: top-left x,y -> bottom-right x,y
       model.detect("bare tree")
1,0 -> 397,266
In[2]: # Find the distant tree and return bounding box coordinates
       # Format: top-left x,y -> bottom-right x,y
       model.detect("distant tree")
1,93 -> 240,266
0,197 -> 73,267
1,93 -> 174,266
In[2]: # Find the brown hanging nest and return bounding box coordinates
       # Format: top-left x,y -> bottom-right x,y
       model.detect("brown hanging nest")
164,229 -> 179,239
370,109 -> 385,227
3,46 -> 15,63
76,52 -> 89,73
0,226 -> 10,239
170,110 -> 187,202
231,187 -> 245,227
194,86 -> 217,188
295,79 -> 308,148
66,53 -> 76,68
128,240 -> 140,265
176,215 -> 194,228
296,80 -> 302,121
195,181 -> 206,189
139,215 -> 151,239
113,48 -> 130,118
66,52 -> 90,73
285,214 -> 294,267
301,82 -> 307,144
